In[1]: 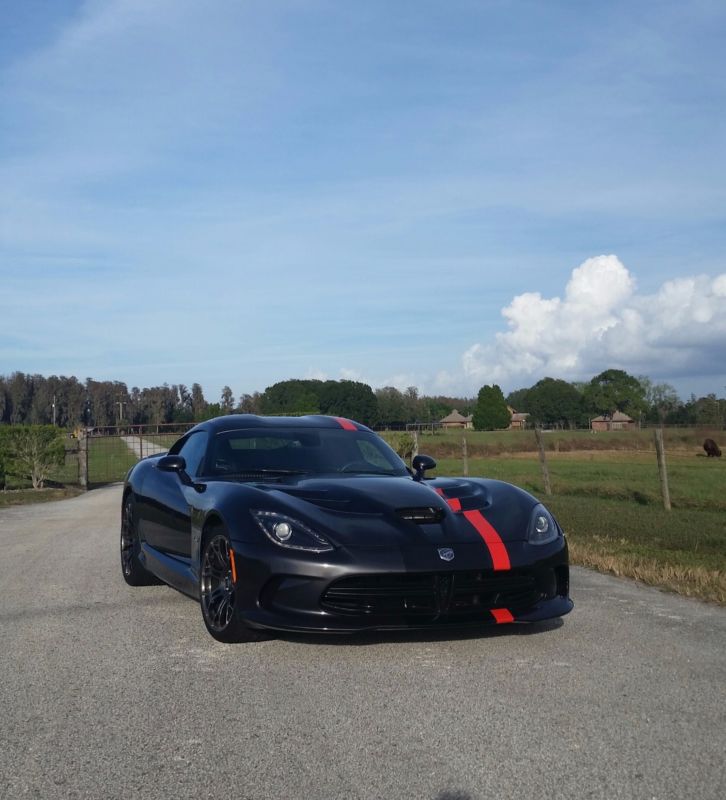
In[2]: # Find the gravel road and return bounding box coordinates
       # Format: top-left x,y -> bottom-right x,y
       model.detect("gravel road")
120,436 -> 168,459
1,486 -> 724,800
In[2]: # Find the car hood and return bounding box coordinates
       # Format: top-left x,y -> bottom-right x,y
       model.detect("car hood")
239,474 -> 537,547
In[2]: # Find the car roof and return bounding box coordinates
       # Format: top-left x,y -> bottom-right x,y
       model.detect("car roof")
189,414 -> 372,435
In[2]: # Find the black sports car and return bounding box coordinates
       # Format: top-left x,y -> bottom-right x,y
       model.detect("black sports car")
121,415 -> 573,642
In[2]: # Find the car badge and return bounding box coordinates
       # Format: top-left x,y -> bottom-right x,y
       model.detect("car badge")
438,547 -> 455,562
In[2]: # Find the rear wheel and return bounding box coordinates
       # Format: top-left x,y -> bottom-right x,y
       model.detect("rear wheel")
120,494 -> 162,586
200,530 -> 268,643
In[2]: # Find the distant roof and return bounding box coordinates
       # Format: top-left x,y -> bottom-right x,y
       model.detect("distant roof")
511,412 -> 529,421
440,409 -> 472,424
590,411 -> 635,423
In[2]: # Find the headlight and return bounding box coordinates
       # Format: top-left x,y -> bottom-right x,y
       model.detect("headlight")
527,503 -> 559,545
251,510 -> 334,553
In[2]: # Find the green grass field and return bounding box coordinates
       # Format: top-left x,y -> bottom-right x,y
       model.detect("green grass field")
547,495 -> 725,603
409,426 -> 721,456
144,433 -> 178,448
87,437 -> 138,485
433,451 -> 725,511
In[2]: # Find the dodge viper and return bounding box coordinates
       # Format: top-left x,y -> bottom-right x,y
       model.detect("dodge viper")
121,414 -> 573,642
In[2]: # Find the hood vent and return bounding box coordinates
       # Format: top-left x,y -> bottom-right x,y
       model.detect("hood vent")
396,506 -> 445,524
294,495 -> 352,511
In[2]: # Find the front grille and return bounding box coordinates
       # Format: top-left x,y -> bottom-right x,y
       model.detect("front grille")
321,571 -> 540,620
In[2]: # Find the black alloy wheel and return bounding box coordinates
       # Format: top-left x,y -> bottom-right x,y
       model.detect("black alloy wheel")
199,531 -> 267,643
120,495 -> 162,586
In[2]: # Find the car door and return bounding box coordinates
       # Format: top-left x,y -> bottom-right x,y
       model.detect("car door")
140,431 -> 208,558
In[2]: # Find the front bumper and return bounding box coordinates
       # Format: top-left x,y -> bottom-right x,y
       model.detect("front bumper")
229,536 -> 573,633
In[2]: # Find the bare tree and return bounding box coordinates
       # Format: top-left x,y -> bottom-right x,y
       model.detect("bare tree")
6,426 -> 65,489
220,386 -> 235,413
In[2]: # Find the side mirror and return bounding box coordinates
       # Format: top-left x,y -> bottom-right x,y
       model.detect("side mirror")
156,454 -> 203,490
412,454 -> 436,481
157,455 -> 187,473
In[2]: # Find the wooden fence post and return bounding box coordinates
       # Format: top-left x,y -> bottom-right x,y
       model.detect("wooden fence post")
534,427 -> 552,496
78,431 -> 88,490
462,436 -> 469,477
654,428 -> 671,511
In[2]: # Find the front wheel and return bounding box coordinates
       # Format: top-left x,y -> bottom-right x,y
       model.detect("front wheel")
200,531 -> 268,643
120,494 -> 162,586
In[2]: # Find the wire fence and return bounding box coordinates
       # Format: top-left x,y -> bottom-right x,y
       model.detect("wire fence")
52,423 -> 194,487
5,418 -> 723,491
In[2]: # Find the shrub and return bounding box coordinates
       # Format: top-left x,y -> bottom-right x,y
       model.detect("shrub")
2,426 -> 65,489
382,432 -> 417,462
0,427 -> 9,489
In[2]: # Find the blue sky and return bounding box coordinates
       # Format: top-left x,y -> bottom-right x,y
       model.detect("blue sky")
1,0 -> 725,402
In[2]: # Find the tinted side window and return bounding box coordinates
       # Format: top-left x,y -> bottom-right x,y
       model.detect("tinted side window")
177,432 -> 208,477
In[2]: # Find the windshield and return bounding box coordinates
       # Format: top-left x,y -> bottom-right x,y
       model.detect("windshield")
207,428 -> 409,478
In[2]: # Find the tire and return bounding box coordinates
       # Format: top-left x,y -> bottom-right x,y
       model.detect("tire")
200,530 -> 268,643
120,494 -> 163,587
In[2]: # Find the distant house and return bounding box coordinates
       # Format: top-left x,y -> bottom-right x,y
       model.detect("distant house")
507,406 -> 529,430
440,410 -> 474,430
590,411 -> 636,432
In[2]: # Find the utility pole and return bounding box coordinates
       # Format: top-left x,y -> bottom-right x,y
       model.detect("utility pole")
52,394 -> 57,426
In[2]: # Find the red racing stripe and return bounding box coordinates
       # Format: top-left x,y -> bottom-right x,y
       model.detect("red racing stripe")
491,608 -> 514,624
334,417 -> 357,431
446,496 -> 462,512
434,487 -> 462,512
463,509 -> 511,571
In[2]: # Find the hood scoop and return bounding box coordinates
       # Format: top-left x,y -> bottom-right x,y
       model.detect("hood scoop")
432,480 -> 493,510
396,506 -> 445,524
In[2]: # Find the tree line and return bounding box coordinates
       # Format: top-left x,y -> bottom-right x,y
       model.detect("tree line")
490,369 -> 724,430
0,373 -> 473,429
0,374 -> 210,428
0,370 -> 723,430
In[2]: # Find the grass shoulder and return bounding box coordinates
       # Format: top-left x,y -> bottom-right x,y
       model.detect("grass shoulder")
547,496 -> 725,605
0,486 -> 84,507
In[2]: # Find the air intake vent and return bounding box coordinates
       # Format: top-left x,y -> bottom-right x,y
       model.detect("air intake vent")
321,571 -> 539,618
396,506 -> 445,523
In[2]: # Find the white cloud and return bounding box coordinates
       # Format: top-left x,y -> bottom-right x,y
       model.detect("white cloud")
337,368 -> 421,392
339,368 -> 363,382
463,255 -> 726,388
305,369 -> 329,382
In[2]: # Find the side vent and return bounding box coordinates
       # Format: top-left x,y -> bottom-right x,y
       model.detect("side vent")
396,507 -> 445,524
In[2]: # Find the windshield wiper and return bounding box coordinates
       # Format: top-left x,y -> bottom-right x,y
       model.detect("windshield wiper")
226,469 -> 309,478
219,469 -> 309,479
338,469 -> 397,476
